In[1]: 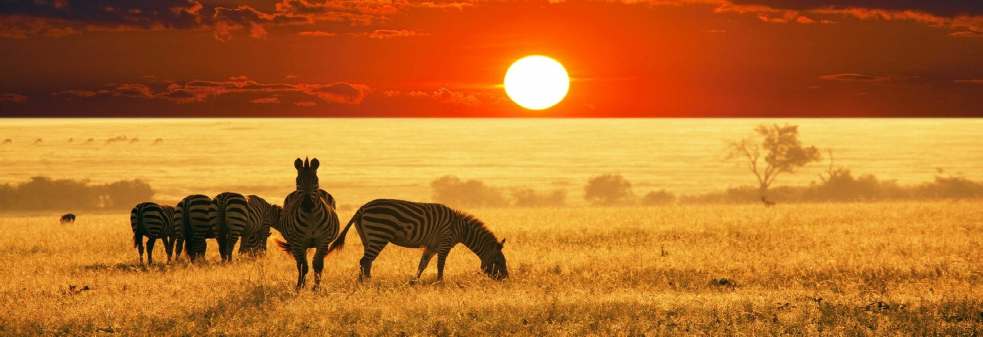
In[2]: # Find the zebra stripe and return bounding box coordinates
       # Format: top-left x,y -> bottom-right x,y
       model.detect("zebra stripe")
240,195 -> 281,255
328,199 -> 509,281
276,157 -> 340,289
130,202 -> 175,264
213,192 -> 250,262
176,194 -> 217,261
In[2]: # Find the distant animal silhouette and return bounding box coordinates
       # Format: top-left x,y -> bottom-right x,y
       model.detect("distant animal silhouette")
2,138 -> 10,144
67,138 -> 74,143
176,194 -> 217,262
129,138 -> 139,143
33,138 -> 42,144
130,202 -> 176,264
213,192 -> 250,262
60,213 -> 76,224
761,196 -> 776,207
329,199 -> 509,282
105,136 -> 128,144
152,138 -> 164,145
85,138 -> 94,144
241,195 -> 281,256
275,157 -> 339,290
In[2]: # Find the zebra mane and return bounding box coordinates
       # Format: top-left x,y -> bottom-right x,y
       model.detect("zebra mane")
453,209 -> 500,243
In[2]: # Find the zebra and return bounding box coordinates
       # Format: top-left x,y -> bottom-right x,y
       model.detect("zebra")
276,157 -> 340,290
327,199 -> 508,282
213,192 -> 250,262
160,205 -> 182,259
130,202 -> 176,264
176,194 -> 217,262
59,213 -> 76,224
241,195 -> 281,256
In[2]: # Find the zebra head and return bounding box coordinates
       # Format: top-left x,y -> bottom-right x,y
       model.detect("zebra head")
481,238 -> 509,280
294,157 -> 321,211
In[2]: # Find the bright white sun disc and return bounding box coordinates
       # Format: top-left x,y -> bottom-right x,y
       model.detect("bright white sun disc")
504,55 -> 569,110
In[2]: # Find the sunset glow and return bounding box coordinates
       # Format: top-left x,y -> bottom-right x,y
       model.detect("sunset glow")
504,56 -> 570,111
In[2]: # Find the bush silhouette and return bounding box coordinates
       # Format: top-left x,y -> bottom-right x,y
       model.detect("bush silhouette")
431,175 -> 508,207
584,174 -> 634,205
641,190 -> 676,205
0,177 -> 154,211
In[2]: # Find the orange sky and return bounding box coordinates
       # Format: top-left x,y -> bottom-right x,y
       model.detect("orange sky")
1,0 -> 982,116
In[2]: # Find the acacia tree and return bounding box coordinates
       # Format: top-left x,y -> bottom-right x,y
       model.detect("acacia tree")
726,124 -> 821,204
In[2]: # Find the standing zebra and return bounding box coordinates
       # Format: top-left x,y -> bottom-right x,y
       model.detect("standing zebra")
213,192 -> 250,262
241,195 -> 281,255
328,199 -> 508,281
130,202 -> 176,264
277,157 -> 340,290
176,194 -> 217,262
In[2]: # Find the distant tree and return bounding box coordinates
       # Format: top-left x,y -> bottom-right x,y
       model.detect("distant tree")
726,124 -> 821,204
584,174 -> 634,205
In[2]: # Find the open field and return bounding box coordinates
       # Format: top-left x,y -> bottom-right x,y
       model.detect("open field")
0,201 -> 980,336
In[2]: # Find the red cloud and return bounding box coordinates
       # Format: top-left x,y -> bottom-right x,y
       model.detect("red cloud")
0,93 -> 28,104
55,76 -> 371,105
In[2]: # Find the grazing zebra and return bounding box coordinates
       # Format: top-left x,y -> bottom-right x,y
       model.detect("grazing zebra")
130,202 -> 175,264
59,213 -> 76,224
241,195 -> 281,255
328,199 -> 508,281
277,157 -> 340,290
176,194 -> 217,262
213,192 -> 250,262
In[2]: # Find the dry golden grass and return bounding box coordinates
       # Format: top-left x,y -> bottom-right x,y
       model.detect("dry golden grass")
0,202 -> 981,336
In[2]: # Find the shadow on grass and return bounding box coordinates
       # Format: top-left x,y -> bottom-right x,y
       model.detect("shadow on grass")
78,262 -> 174,273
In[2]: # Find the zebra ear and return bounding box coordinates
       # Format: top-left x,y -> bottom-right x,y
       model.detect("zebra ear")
499,238 -> 506,248
294,158 -> 303,169
311,158 -> 319,170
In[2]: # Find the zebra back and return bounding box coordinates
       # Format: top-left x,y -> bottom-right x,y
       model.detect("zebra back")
176,194 -> 216,253
214,192 -> 250,238
130,202 -> 169,240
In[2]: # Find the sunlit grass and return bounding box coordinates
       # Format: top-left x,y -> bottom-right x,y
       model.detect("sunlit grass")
0,201 -> 980,336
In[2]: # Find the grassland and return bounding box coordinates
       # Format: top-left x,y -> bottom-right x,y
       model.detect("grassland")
0,201 -> 980,336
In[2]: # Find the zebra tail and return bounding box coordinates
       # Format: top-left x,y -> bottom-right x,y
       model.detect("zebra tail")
182,202 -> 192,256
327,210 -> 359,255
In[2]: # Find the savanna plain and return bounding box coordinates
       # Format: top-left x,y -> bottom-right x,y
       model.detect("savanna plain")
1,119 -> 982,336
1,203 -> 980,336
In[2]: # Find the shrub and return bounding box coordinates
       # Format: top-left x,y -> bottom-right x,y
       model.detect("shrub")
431,176 -> 508,207
584,174 -> 634,205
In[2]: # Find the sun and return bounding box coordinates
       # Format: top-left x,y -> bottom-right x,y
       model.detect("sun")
504,55 -> 570,110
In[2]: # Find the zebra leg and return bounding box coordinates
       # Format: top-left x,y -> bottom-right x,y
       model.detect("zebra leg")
293,248 -> 309,290
312,246 -> 328,290
435,241 -> 453,281
416,248 -> 436,279
190,238 -> 206,262
216,236 -> 228,262
136,235 -> 145,264
359,241 -> 388,282
146,237 -> 156,265
226,235 -> 239,263
175,238 -> 184,258
163,237 -> 174,262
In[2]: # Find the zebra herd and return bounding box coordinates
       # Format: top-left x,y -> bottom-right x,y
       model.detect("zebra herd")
129,157 -> 509,289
